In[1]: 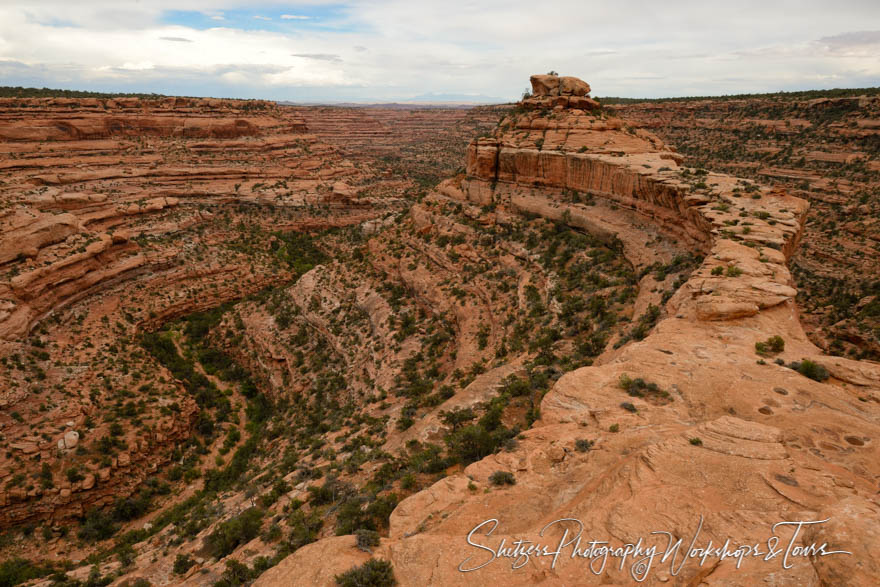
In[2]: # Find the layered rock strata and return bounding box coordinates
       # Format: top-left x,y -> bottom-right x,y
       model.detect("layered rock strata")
0,97 -> 402,527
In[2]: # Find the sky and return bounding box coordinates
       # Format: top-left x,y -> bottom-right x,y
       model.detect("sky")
0,1 -> 879,103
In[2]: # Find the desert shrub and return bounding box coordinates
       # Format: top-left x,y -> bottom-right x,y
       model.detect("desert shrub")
205,507 -> 264,559
488,471 -> 516,486
439,407 -> 475,431
335,497 -> 375,535
0,558 -> 54,587
618,375 -> 669,400
308,478 -> 350,506
445,425 -> 494,464
356,529 -> 381,552
335,559 -> 396,587
213,559 -> 254,587
112,491 -> 153,522
364,494 -> 398,530
789,359 -> 829,382
574,439 -> 594,452
172,554 -> 195,575
286,509 -> 323,551
755,335 -> 785,355
78,509 -> 117,542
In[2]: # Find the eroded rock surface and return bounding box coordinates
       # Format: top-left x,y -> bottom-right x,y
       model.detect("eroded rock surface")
0,96 -> 406,528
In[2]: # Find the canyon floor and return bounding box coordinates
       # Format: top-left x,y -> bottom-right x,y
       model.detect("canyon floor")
0,77 -> 878,586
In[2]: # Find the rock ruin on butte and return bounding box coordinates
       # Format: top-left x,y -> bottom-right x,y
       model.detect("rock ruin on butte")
0,74 -> 878,586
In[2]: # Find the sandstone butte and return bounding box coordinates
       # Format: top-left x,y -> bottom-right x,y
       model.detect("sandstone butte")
255,75 -> 880,585
0,76 -> 877,586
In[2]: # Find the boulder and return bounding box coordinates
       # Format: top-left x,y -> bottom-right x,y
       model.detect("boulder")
57,430 -> 79,451
569,96 -> 600,110
529,74 -> 560,96
559,76 -> 591,96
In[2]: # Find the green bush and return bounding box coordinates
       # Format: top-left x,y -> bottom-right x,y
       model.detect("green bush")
78,509 -> 117,542
172,554 -> 195,575
0,558 -> 54,587
574,439 -> 594,452
205,507 -> 264,559
789,359 -> 829,382
755,335 -> 785,355
213,559 -> 255,587
335,559 -> 396,587
356,529 -> 380,552
439,407 -> 475,431
488,471 -> 516,486
618,375 -> 669,400
445,425 -> 496,465
287,509 -> 323,551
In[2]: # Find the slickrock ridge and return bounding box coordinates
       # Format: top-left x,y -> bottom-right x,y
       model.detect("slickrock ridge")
0,96 -> 404,527
611,94 -> 880,359
258,77 -> 880,585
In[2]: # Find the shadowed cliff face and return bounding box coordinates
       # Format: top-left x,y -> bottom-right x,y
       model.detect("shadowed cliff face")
256,76 -> 880,586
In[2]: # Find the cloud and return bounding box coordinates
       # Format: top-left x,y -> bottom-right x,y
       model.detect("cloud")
1,1 -> 879,101
118,61 -> 155,71
817,30 -> 880,47
291,53 -> 343,63
814,30 -> 880,57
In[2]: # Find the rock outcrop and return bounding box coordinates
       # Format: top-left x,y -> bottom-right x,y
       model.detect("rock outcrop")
522,73 -> 600,110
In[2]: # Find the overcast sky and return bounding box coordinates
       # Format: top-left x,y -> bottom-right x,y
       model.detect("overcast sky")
1,1 -> 878,102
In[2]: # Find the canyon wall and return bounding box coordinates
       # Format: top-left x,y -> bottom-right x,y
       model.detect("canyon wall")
0,96 -> 402,529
